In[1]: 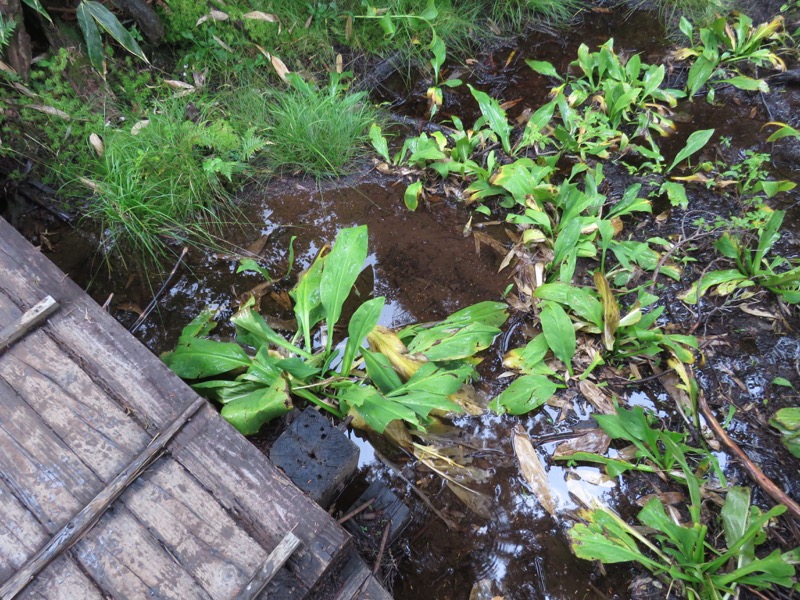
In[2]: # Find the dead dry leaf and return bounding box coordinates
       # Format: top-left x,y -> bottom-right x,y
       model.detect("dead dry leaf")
196,9 -> 228,25
578,380 -> 616,415
27,105 -> 70,120
553,429 -> 612,459
512,425 -> 557,516
89,133 -> 104,157
242,11 -> 278,22
131,119 -> 150,135
271,54 -> 290,82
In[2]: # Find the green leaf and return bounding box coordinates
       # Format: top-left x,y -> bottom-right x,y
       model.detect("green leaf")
678,269 -> 748,304
687,55 -> 716,97
162,337 -> 251,379
221,377 -> 292,435
76,2 -> 105,75
320,225 -> 369,352
21,0 -> 52,22
540,301 -> 575,374
722,487 -> 755,568
232,304 -> 312,359
83,0 -> 148,64
533,283 -> 603,328
362,348 -> 403,393
404,180 -> 422,211
608,184 -> 651,218
770,408 -> 800,458
387,362 -> 465,418
661,181 -> 689,209
369,123 -> 391,162
725,75 -> 768,92
405,301 -> 508,361
669,128 -> 714,172
290,249 -> 326,352
489,374 -> 557,415
340,297 -> 385,375
237,258 -> 272,280
754,180 -> 796,198
341,386 -> 419,433
525,59 -> 563,80
771,377 -> 794,388
468,84 -> 512,154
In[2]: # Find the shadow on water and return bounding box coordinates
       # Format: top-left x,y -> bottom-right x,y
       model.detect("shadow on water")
6,2 -> 800,599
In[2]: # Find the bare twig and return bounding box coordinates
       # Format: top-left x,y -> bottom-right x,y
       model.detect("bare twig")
129,247 -> 188,333
337,498 -> 375,524
373,520 -> 392,576
699,394 -> 800,521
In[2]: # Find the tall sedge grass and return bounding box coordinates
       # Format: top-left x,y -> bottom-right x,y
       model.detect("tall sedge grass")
75,98 -> 242,268
224,72 -> 379,178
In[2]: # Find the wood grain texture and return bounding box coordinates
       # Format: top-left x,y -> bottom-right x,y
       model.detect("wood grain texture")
0,296 -> 57,351
0,218 -> 355,598
234,532 -> 300,600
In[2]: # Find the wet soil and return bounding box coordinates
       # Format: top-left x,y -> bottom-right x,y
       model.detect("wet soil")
4,3 -> 800,599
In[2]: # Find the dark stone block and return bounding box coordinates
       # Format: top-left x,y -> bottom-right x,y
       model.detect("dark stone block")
270,407 -> 359,508
344,479 -> 410,544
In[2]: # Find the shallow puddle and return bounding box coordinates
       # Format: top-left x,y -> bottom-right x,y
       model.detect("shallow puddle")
6,3 -> 800,599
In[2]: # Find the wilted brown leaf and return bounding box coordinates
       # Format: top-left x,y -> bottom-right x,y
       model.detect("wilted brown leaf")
553,429 -> 612,459
512,425 -> 557,516
578,380 -> 616,415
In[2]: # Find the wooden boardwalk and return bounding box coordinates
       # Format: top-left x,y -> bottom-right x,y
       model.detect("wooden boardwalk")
0,218 -> 390,599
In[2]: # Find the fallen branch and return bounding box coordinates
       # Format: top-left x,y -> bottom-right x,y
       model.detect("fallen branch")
699,394 -> 800,520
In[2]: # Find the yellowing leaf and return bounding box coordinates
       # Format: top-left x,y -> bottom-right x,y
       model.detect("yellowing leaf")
594,272 -> 619,352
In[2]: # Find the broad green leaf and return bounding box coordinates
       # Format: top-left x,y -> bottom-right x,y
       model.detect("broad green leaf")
237,258 -> 272,280
221,377 -> 292,435
232,304 -> 312,359
765,122 -> 800,143
77,2 -> 105,75
722,486 -> 755,568
753,209 -> 784,269
369,123 -> 390,162
771,377 -> 794,388
540,302 -> 575,373
320,225 -> 369,352
468,84 -> 512,154
162,337 -> 250,379
754,180 -> 796,198
405,301 -> 508,360
404,180 -> 422,211
661,181 -> 689,209
362,348 -> 403,393
83,0 -> 148,64
525,59 -> 562,80
770,408 -> 800,458
21,0 -> 52,22
687,55 -> 716,97
419,0 -> 438,21
534,283 -> 603,328
568,519 -> 648,565
594,272 -> 619,352
341,387 -> 419,433
340,297 -> 385,374
725,75 -> 768,92
678,269 -> 748,304
552,217 -> 582,275
502,334 -> 554,375
275,357 -> 319,380
290,250 -> 326,352
387,363 -> 465,418
608,184 -> 651,218
669,128 -> 714,172
489,374 -> 557,415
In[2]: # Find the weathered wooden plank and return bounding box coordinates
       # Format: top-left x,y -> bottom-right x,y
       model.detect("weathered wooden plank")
0,296 -> 57,351
0,477 -> 105,600
73,507 -> 213,600
0,397 -> 204,599
234,532 -> 300,600
121,459 -> 268,599
0,377 -> 94,528
0,219 -> 353,597
0,330 -> 150,480
172,407 -> 353,599
17,557 -> 105,600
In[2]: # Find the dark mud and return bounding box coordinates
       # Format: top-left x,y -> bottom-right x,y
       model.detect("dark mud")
4,3 -> 800,600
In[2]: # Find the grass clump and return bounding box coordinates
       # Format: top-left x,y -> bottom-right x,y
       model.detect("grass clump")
225,71 -> 378,177
486,0 -> 586,28
75,97 -> 266,267
635,0 -> 733,28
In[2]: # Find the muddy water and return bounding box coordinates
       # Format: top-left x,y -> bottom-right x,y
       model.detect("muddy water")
7,3 -> 800,599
